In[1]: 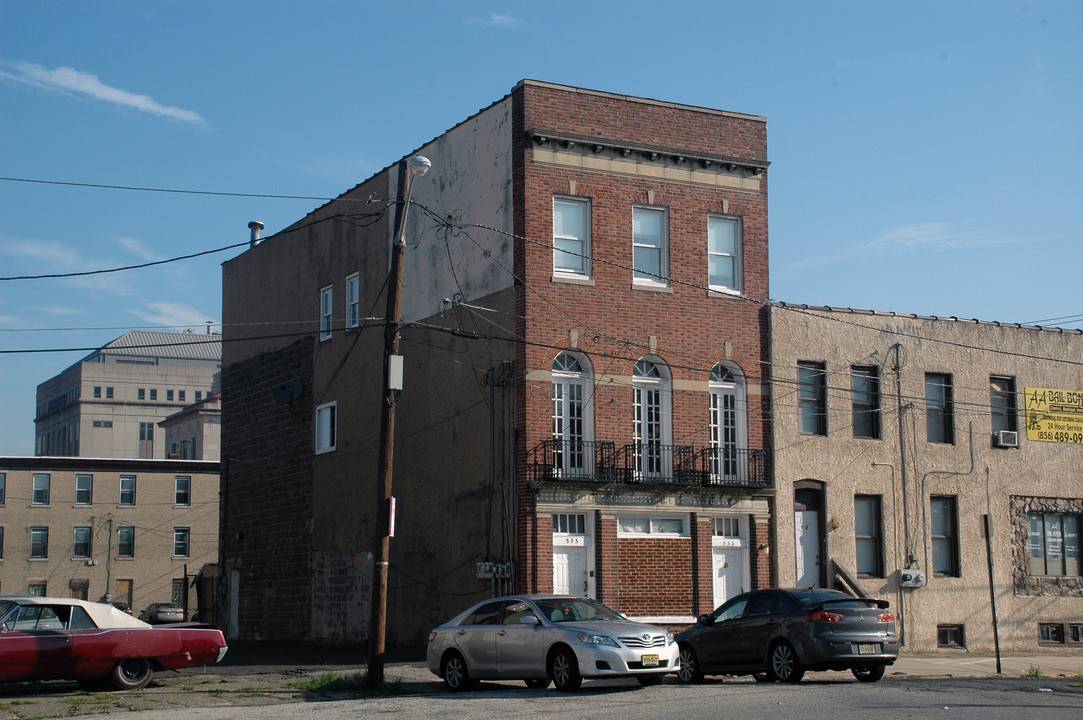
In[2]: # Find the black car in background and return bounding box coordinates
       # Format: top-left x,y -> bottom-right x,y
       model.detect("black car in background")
676,588 -> 899,683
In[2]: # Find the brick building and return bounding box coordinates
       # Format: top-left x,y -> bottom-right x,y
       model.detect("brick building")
221,80 -> 773,646
770,304 -> 1083,654
0,456 -> 219,618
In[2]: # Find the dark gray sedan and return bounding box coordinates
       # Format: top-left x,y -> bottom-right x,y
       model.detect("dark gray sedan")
675,588 -> 898,683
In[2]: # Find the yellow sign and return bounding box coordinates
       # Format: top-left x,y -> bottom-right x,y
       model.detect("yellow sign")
1025,387 -> 1083,444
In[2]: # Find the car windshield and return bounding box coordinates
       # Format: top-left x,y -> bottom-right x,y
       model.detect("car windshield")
534,598 -> 624,623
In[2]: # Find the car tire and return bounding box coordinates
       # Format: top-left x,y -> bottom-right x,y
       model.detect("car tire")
525,678 -> 551,689
637,673 -> 665,687
852,665 -> 886,683
677,645 -> 704,684
550,647 -> 582,692
441,651 -> 472,692
769,642 -> 804,683
109,658 -> 154,690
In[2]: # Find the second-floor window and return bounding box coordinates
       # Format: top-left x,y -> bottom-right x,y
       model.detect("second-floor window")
346,273 -> 360,328
632,358 -> 671,478
315,402 -> 337,454
709,363 -> 748,482
551,352 -> 592,475
708,216 -> 742,293
320,285 -> 333,341
0,472 -> 5,504
30,526 -> 49,558
854,495 -> 883,577
632,207 -> 668,286
990,375 -> 1017,433
926,373 -> 954,444
73,526 -> 92,558
32,473 -> 50,505
117,526 -> 134,557
553,197 -> 591,277
930,496 -> 960,576
798,362 -> 827,436
851,365 -> 881,439
75,474 -> 93,505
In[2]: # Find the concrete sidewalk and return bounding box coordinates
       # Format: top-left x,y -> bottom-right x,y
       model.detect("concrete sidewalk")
884,652 -> 1083,678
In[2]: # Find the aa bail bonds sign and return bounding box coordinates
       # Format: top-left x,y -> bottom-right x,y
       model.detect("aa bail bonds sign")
1026,387 -> 1083,444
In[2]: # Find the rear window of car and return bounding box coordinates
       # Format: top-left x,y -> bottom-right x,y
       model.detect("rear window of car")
791,591 -> 873,608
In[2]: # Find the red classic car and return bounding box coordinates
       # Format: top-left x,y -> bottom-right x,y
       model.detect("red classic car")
0,595 -> 227,690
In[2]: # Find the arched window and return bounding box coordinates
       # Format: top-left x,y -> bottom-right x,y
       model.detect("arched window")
709,363 -> 748,483
632,358 -> 672,478
552,352 -> 593,476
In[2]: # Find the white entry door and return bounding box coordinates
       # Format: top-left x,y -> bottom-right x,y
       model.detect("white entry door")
795,509 -> 821,587
553,547 -> 589,596
712,547 -> 744,609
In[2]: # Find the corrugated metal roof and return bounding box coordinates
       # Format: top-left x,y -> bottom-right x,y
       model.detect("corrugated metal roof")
96,330 -> 222,361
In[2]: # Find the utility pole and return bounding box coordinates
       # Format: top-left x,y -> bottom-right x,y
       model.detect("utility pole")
367,155 -> 431,687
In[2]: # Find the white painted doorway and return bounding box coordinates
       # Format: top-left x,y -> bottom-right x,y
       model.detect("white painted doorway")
795,509 -> 821,587
712,547 -> 744,609
553,546 -> 589,596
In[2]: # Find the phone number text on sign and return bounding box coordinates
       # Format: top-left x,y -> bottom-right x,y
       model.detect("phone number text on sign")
1025,387 -> 1083,444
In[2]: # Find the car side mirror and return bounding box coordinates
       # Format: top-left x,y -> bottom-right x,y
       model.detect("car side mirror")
521,615 -> 540,626
697,614 -> 711,625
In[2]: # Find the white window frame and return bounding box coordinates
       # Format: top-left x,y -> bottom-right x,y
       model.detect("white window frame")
551,352 -> 594,476
315,401 -> 337,454
117,526 -> 134,558
617,513 -> 689,538
73,526 -> 92,558
75,474 -> 93,505
632,206 -> 669,287
708,215 -> 742,294
709,363 -> 748,483
175,476 -> 191,506
174,527 -> 190,558
632,358 -> 672,479
119,475 -> 136,506
32,473 -> 50,505
30,526 -> 49,558
346,273 -> 360,329
320,285 -> 333,341
553,197 -> 591,278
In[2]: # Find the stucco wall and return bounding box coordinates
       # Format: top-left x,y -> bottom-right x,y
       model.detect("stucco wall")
770,305 -> 1083,654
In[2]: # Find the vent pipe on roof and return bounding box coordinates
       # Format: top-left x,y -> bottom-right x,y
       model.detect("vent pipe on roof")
248,220 -> 265,247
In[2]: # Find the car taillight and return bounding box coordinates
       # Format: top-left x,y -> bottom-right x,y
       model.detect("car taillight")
808,610 -> 845,622
428,631 -> 437,643
877,612 -> 895,623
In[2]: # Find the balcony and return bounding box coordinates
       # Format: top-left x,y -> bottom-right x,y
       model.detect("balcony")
528,439 -> 771,489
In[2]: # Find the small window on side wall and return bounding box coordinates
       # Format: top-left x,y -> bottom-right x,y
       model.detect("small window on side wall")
316,402 -> 337,454
937,624 -> 965,648
320,285 -> 333,341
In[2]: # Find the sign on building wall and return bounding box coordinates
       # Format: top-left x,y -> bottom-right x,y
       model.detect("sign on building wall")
1025,387 -> 1083,444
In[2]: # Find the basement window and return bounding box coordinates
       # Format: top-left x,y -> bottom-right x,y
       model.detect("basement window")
1039,623 -> 1066,644
937,624 -> 965,648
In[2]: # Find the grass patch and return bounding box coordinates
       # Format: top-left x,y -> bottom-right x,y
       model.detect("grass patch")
1024,665 -> 1044,678
288,671 -> 407,698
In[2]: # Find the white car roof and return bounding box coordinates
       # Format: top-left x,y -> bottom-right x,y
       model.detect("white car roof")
0,595 -> 150,629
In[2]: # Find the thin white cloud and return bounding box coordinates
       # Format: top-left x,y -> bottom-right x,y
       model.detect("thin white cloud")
1,61 -> 205,125
37,306 -> 88,317
128,301 -> 214,329
786,222 -> 1019,273
113,236 -> 160,262
466,12 -> 524,27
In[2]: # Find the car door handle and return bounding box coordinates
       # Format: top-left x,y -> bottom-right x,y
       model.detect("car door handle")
497,630 -> 507,636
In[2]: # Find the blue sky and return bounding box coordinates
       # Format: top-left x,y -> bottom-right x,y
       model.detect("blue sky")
2,1 -> 1081,456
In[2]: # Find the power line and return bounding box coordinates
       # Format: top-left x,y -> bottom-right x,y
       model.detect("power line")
0,176 -> 334,201
0,242 -> 249,281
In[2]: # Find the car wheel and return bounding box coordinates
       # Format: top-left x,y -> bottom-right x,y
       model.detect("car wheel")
109,658 -> 153,690
637,673 -> 665,687
770,642 -> 805,683
525,678 -> 551,689
550,647 -> 582,692
677,645 -> 704,684
852,664 -> 886,682
441,651 -> 472,692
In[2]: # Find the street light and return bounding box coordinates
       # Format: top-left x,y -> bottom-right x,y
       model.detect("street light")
368,155 -> 430,687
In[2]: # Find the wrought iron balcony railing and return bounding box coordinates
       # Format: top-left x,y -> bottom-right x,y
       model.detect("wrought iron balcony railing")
528,439 -> 771,489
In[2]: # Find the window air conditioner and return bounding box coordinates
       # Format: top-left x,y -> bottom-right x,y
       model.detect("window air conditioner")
994,430 -> 1018,448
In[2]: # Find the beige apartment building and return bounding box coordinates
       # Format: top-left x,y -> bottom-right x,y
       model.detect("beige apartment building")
160,392 -> 221,460
34,330 -> 221,459
770,304 -> 1082,655
0,456 -> 219,618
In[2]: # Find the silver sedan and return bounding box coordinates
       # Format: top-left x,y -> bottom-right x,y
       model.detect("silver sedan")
426,595 -> 680,691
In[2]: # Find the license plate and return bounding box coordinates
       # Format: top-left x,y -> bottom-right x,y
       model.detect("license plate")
858,643 -> 877,655
641,654 -> 660,667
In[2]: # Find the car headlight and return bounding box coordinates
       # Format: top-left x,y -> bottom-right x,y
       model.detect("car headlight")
576,633 -> 620,648
666,632 -> 675,645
